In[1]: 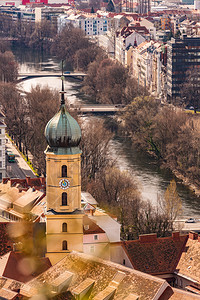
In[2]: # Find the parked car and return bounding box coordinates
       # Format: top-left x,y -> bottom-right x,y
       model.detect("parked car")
185,218 -> 196,223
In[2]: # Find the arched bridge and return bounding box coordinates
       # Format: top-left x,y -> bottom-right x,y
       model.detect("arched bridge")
17,72 -> 86,82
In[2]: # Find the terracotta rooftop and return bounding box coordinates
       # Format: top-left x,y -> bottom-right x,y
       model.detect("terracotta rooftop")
122,232 -> 188,275
0,287 -> 18,299
20,251 -> 168,299
0,251 -> 51,283
83,215 -> 105,235
0,251 -> 34,283
176,237 -> 200,283
121,25 -> 149,36
2,176 -> 46,191
160,286 -> 200,300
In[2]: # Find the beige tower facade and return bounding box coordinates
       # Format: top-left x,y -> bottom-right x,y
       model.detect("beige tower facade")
44,90 -> 83,265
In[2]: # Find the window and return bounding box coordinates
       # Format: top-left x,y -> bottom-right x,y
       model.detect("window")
62,165 -> 67,177
0,162 -> 2,168
62,223 -> 67,232
62,193 -> 67,206
123,259 -> 125,265
94,234 -> 98,240
90,246 -> 94,253
0,129 -> 1,134
0,140 -> 2,146
179,278 -> 183,288
62,240 -> 68,250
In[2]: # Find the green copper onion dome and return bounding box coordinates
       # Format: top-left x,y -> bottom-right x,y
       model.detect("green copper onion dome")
44,76 -> 81,155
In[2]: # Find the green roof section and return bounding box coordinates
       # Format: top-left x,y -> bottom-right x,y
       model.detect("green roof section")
44,104 -> 81,154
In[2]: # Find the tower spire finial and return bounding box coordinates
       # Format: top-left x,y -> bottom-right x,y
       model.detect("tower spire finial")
60,60 -> 65,106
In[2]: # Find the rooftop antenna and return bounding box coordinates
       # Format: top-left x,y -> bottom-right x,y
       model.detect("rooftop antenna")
60,60 -> 66,105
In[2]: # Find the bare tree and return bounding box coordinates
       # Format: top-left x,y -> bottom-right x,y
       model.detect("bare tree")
162,179 -> 182,229
181,67 -> 200,113
80,118 -> 113,188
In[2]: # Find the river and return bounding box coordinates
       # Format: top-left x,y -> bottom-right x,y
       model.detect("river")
13,46 -> 200,217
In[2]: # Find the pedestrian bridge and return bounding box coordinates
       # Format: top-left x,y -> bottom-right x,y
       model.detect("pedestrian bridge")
17,72 -> 86,82
71,104 -> 124,114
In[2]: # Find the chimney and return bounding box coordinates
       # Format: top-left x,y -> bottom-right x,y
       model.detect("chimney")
139,233 -> 157,243
40,177 -> 45,186
189,231 -> 198,240
2,178 -> 9,184
26,176 -> 31,186
172,231 -> 180,240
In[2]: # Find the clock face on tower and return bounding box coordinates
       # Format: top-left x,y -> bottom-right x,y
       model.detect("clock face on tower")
59,178 -> 70,190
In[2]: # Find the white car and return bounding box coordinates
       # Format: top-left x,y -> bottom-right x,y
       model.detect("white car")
185,218 -> 196,223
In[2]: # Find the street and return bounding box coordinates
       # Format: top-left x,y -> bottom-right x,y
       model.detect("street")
6,138 -> 36,179
174,217 -> 200,233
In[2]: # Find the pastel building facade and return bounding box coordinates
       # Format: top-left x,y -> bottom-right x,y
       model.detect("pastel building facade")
58,13 -> 111,36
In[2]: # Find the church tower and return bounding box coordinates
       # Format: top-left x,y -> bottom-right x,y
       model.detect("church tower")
44,79 -> 83,265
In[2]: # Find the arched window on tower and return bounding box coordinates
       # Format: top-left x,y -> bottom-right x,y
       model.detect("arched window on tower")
62,223 -> 67,232
62,165 -> 67,177
62,240 -> 68,250
62,192 -> 67,206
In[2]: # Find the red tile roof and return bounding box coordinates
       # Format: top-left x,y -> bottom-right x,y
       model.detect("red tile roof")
83,215 -> 105,235
0,251 -> 51,283
121,25 -> 149,37
2,177 -> 46,191
0,252 -> 34,283
122,233 -> 188,275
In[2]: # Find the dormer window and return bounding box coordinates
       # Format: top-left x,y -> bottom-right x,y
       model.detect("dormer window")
62,165 -> 67,177
84,225 -> 89,230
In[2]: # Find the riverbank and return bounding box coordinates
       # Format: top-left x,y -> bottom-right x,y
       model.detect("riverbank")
173,170 -> 200,198
115,100 -> 200,207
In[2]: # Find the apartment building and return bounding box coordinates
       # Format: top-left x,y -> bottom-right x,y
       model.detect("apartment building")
132,41 -> 161,93
58,13 -> 110,36
115,25 -> 149,65
167,35 -> 200,99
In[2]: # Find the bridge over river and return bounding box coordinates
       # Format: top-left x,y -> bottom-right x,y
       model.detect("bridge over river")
18,71 -> 86,82
71,104 -> 123,114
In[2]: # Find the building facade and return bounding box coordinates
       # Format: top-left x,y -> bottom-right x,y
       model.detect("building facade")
167,36 -> 200,99
58,13 -> 110,36
0,113 -> 6,181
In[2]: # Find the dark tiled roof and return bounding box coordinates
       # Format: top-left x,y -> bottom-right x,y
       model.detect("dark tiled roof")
47,209 -> 84,215
83,215 -> 105,234
122,234 -> 188,275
